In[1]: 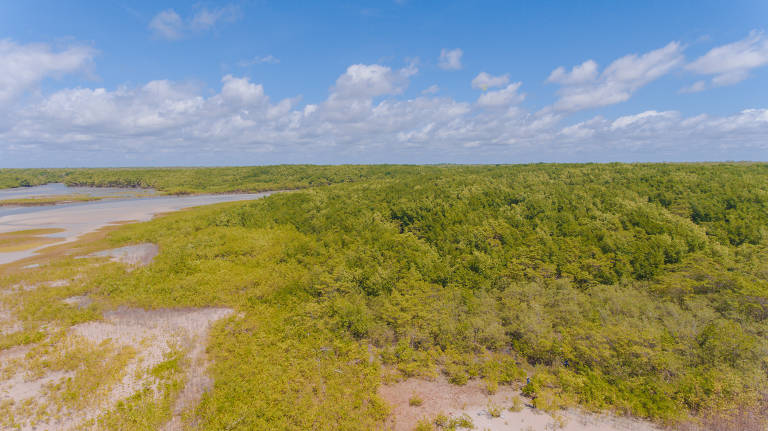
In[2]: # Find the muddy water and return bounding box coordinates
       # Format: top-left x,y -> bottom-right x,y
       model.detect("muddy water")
0,184 -> 275,265
0,182 -> 157,201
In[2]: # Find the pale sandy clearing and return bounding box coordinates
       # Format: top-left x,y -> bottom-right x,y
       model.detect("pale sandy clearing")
0,306 -> 233,430
85,242 -> 160,268
379,377 -> 662,431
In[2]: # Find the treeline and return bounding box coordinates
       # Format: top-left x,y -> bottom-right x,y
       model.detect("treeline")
0,165 -> 431,194
95,163 -> 768,429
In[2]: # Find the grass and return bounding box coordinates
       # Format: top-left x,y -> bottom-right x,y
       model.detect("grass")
0,331 -> 138,429
0,229 -> 65,252
487,401 -> 502,418
434,413 -> 475,430
0,194 -> 102,206
89,349 -> 186,430
410,394 -> 424,406
509,395 -> 524,412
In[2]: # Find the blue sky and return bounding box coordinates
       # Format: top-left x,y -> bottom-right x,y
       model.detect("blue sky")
0,0 -> 767,167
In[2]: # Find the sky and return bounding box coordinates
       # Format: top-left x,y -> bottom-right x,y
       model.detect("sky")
0,0 -> 767,167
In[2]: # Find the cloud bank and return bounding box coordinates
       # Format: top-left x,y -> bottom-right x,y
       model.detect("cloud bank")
0,36 -> 767,166
548,42 -> 684,111
0,40 -> 96,105
684,31 -> 768,92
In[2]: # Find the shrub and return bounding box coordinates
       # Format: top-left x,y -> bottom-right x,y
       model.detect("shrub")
487,401 -> 502,418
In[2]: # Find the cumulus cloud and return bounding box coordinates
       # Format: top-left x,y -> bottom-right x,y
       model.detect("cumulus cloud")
330,63 -> 415,100
684,30 -> 768,92
547,60 -> 598,85
150,5 -> 240,40
3,59 -> 766,166
476,82 -> 525,108
548,42 -> 684,111
471,72 -> 510,90
149,10 -> 184,40
438,48 -> 463,70
0,40 -> 95,105
2,34 -> 768,166
558,109 -> 768,156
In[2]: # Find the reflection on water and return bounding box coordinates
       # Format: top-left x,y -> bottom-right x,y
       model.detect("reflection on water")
0,183 -> 157,200
0,184 -> 275,265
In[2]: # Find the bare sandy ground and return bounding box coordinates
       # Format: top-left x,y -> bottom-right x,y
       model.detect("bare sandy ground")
380,377 -> 662,431
0,306 -> 233,430
86,242 -> 160,268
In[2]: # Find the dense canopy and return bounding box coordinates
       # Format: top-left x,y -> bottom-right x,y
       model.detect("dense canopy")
1,163 -> 766,429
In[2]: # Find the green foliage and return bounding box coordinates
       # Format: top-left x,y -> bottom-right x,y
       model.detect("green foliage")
414,418 -> 436,431
0,165 -> 429,194
93,350 -> 186,430
409,395 -> 424,407
0,327 -> 45,350
487,401 -> 502,417
434,413 -> 475,429
3,163 -> 767,428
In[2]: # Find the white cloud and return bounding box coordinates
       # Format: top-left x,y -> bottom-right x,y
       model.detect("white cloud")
239,55 -> 280,66
549,42 -> 684,111
150,5 -> 240,40
609,110 -> 677,130
471,72 -> 510,90
190,5 -> 240,30
149,10 -> 184,40
557,109 -> 768,155
438,48 -> 463,70
2,59 -> 768,165
219,75 -> 268,106
330,64 -> 414,100
679,80 -> 707,94
0,40 -> 96,105
476,82 -> 524,108
685,30 -> 768,91
421,84 -> 439,95
547,60 -> 598,85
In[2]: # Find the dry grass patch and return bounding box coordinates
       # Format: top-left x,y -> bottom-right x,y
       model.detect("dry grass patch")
0,229 -> 65,253
0,195 -> 102,207
0,307 -> 232,430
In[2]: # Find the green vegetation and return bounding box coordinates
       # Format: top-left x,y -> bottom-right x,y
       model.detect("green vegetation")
0,229 -> 65,252
510,395 -> 524,412
434,413 -> 475,429
487,401 -> 502,418
0,165 -> 427,194
0,194 -> 102,206
409,395 -> 424,407
1,163 -> 767,429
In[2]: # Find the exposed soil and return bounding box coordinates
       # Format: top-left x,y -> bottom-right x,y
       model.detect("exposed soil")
86,243 -> 160,268
0,306 -> 233,430
379,377 -> 662,431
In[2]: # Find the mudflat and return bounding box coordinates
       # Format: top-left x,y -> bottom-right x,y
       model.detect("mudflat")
0,191 -> 275,265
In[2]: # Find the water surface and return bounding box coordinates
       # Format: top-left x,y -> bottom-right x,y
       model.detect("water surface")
0,183 -> 157,200
0,184 -> 274,265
